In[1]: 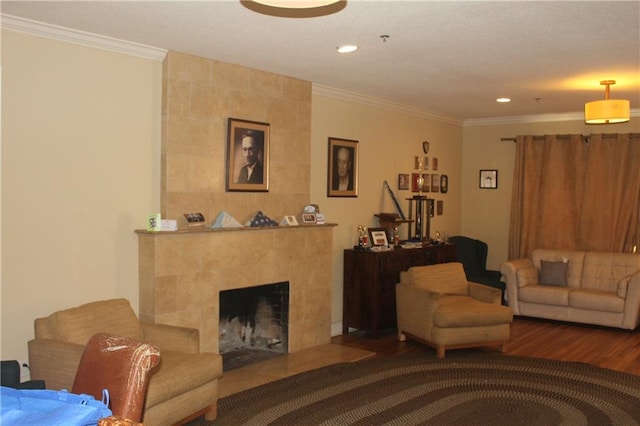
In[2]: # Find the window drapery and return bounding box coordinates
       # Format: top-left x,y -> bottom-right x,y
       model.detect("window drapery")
508,133 -> 639,259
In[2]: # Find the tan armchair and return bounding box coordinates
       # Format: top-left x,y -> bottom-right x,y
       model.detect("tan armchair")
28,299 -> 223,426
396,262 -> 513,358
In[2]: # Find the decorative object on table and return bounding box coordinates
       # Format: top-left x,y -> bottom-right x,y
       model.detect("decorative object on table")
226,117 -> 270,192
383,180 -> 407,219
249,211 -> 278,227
184,212 -> 206,227
415,156 -> 426,196
368,227 -> 389,247
397,173 -> 409,190
406,195 -> 430,242
147,213 -> 161,232
375,212 -> 412,241
160,220 -> 177,231
302,204 -> 318,224
280,215 -> 299,226
211,211 -> 243,228
440,174 -> 448,193
327,137 -> 358,197
480,169 -> 498,189
430,173 -> 440,192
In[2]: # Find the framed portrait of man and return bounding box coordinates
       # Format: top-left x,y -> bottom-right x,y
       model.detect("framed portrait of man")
226,118 -> 270,192
327,137 -> 358,197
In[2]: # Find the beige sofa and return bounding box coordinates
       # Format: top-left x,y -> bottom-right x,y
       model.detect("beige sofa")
500,249 -> 640,330
396,262 -> 513,358
28,299 -> 223,425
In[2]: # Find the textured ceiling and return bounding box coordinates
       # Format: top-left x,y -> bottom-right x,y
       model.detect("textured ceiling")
2,0 -> 639,122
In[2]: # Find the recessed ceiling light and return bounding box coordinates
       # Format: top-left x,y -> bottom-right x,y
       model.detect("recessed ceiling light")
337,45 -> 358,54
496,98 -> 511,103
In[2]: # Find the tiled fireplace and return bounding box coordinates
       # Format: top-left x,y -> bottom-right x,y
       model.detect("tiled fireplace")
137,225 -> 334,354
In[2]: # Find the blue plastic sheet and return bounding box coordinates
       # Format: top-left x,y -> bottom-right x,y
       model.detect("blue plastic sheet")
1,386 -> 111,425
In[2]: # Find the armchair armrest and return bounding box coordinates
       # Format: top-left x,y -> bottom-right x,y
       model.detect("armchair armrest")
621,271 -> 640,330
28,339 -> 84,391
468,282 -> 501,304
141,322 -> 200,354
396,283 -> 440,338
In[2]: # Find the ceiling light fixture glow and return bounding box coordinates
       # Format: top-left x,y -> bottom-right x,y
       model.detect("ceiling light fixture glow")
337,45 -> 358,53
584,80 -> 630,124
252,0 -> 340,8
496,98 -> 511,103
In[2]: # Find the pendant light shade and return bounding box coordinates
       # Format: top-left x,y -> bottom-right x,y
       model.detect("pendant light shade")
251,0 -> 340,8
584,80 -> 630,124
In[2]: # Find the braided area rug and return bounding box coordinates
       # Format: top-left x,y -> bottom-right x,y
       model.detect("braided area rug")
203,352 -> 640,425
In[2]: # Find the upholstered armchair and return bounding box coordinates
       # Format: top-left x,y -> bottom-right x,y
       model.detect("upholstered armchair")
449,235 -> 506,301
396,262 -> 513,358
28,299 -> 223,426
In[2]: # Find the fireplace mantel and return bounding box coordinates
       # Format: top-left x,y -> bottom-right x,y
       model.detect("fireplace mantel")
137,224 -> 336,354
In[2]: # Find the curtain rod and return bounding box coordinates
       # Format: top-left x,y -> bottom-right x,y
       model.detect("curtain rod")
501,135 -> 591,143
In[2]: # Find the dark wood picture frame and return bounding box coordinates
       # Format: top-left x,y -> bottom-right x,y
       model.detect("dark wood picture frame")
479,169 -> 498,189
398,173 -> 410,190
327,137 -> 358,197
226,118 -> 270,192
368,227 -> 389,247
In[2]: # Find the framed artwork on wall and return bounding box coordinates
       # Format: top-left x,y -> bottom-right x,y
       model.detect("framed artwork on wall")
226,118 -> 270,192
479,169 -> 498,189
398,173 -> 410,190
327,137 -> 358,197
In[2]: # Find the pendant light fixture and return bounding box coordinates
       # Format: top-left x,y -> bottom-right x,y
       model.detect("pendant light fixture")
251,0 -> 340,8
584,80 -> 630,124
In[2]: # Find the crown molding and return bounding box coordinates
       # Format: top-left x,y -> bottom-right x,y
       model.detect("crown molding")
1,14 -> 167,62
312,84 -> 464,126
464,108 -> 640,127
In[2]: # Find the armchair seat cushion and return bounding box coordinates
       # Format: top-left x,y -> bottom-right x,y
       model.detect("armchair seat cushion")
569,289 -> 624,313
434,295 -> 513,328
145,351 -> 222,408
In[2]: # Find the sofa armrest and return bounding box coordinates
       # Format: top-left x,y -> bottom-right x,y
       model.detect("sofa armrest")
141,322 -> 200,354
396,283 -> 440,338
621,271 -> 640,330
468,282 -> 502,304
500,258 -> 536,315
28,339 -> 84,391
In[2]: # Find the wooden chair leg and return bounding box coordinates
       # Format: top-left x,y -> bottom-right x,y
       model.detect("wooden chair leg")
204,403 -> 218,421
436,346 -> 445,358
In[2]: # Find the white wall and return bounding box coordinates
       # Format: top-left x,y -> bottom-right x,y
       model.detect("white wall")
1,30 -> 162,363
311,94 -> 463,330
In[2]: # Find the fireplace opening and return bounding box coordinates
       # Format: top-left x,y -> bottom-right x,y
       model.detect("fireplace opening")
219,281 -> 289,371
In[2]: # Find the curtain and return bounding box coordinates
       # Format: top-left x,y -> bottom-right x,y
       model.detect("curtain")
509,135 -> 587,259
509,133 -> 640,259
579,133 -> 640,252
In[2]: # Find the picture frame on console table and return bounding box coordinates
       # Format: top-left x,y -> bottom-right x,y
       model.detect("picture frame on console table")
226,118 -> 270,192
327,137 -> 358,197
368,227 -> 389,247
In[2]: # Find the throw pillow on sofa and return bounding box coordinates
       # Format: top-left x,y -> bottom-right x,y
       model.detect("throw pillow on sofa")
539,260 -> 568,286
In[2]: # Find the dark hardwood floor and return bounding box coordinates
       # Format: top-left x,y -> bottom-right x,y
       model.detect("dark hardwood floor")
331,317 -> 640,376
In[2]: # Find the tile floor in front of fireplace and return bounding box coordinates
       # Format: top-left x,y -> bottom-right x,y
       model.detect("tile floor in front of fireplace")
218,343 -> 376,398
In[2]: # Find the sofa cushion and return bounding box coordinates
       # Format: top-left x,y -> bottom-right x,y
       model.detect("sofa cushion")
408,263 -> 468,295
145,351 -> 222,408
539,260 -> 568,286
531,249 -> 585,288
50,299 -> 144,345
569,289 -> 625,313
617,274 -> 632,298
581,252 -> 640,293
519,285 -> 569,306
433,295 -> 513,328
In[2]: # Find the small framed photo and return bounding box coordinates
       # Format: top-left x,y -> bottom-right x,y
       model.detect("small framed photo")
368,227 -> 389,247
226,118 -> 270,192
328,137 -> 358,197
480,169 -> 498,189
398,173 -> 410,190
437,200 -> 444,215
432,157 -> 439,171
431,174 -> 440,193
440,174 -> 448,193
302,213 -> 316,224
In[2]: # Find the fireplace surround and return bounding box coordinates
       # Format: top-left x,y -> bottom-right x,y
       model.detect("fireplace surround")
136,224 -> 335,354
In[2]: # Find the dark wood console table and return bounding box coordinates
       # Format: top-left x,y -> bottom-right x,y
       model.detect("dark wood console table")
342,244 -> 456,337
